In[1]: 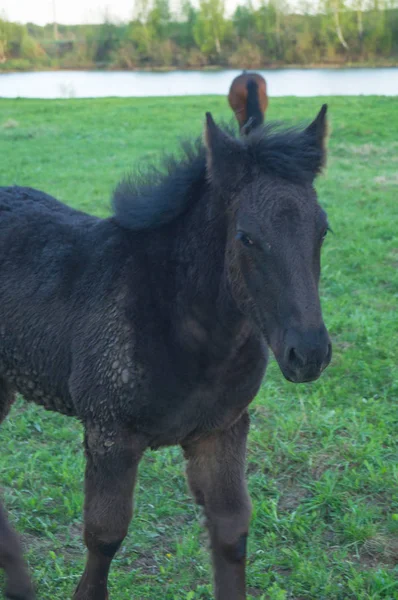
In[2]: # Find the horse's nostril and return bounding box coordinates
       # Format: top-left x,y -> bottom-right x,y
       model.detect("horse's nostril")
325,342 -> 332,364
288,347 -> 296,364
288,347 -> 304,368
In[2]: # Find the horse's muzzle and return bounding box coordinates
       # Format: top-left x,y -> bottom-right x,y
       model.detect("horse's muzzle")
279,326 -> 332,383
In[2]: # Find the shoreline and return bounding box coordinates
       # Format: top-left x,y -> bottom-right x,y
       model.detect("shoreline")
1,63 -> 398,75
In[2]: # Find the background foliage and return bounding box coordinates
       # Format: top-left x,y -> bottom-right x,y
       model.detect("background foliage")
1,0 -> 398,70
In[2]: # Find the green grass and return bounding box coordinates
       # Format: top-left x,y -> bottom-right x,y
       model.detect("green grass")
0,96 -> 397,600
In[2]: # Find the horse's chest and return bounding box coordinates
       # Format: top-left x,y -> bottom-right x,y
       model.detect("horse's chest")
146,340 -> 268,448
193,354 -> 266,429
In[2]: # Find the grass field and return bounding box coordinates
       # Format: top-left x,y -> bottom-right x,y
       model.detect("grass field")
0,95 -> 397,600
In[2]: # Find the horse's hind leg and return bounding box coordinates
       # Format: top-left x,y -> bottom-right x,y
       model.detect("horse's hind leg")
0,379 -> 35,600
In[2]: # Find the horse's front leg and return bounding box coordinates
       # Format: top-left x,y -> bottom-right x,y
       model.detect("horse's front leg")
0,503 -> 35,600
182,412 -> 252,600
73,426 -> 146,600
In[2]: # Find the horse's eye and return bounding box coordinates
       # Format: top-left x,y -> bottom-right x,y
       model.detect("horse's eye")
236,231 -> 254,247
321,228 -> 328,242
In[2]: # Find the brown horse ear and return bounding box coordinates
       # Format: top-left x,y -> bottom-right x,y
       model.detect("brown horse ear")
203,112 -> 242,182
305,104 -> 328,168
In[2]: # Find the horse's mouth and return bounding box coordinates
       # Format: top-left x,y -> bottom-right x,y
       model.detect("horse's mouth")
279,363 -> 325,384
284,371 -> 322,384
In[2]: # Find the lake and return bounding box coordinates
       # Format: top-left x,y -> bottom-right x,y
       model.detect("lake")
0,68 -> 397,99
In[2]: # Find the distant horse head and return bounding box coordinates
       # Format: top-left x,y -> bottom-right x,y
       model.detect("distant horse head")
228,71 -> 268,134
204,105 -> 331,382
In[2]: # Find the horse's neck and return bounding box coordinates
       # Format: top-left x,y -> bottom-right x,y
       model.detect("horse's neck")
169,193 -> 246,347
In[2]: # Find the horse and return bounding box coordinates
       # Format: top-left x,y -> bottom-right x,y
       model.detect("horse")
0,106 -> 331,600
228,71 -> 268,134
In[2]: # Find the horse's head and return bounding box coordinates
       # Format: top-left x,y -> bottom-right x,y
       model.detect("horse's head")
204,107 -> 331,383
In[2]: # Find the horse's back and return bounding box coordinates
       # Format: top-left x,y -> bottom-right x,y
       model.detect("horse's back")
0,186 -> 111,416
228,72 -> 267,103
228,72 -> 268,126
0,185 -> 100,273
0,186 -> 92,223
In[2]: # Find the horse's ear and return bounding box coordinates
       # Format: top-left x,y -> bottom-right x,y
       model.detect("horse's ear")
204,112 -> 220,153
203,113 -> 242,183
306,104 -> 328,146
305,104 -> 328,170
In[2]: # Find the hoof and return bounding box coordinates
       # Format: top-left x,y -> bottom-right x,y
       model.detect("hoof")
74,592 -> 108,600
5,570 -> 35,600
73,582 -> 108,600
5,583 -> 35,600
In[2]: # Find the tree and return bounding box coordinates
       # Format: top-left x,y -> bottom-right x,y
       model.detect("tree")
193,0 -> 230,56
0,18 -> 44,61
94,19 -> 124,62
177,0 -> 197,48
147,0 -> 171,40
320,0 -> 350,50
253,1 -> 287,60
233,2 -> 256,40
332,0 -> 349,49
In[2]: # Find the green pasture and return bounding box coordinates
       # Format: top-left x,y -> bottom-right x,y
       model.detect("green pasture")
0,96 -> 397,599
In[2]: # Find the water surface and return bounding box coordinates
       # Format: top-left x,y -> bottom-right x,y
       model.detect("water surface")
0,68 -> 397,99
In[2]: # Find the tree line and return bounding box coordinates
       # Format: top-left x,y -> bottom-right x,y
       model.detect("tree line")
1,0 -> 397,71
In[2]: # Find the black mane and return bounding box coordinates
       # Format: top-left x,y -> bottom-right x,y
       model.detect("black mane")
112,120 -> 324,232
112,138 -> 207,232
